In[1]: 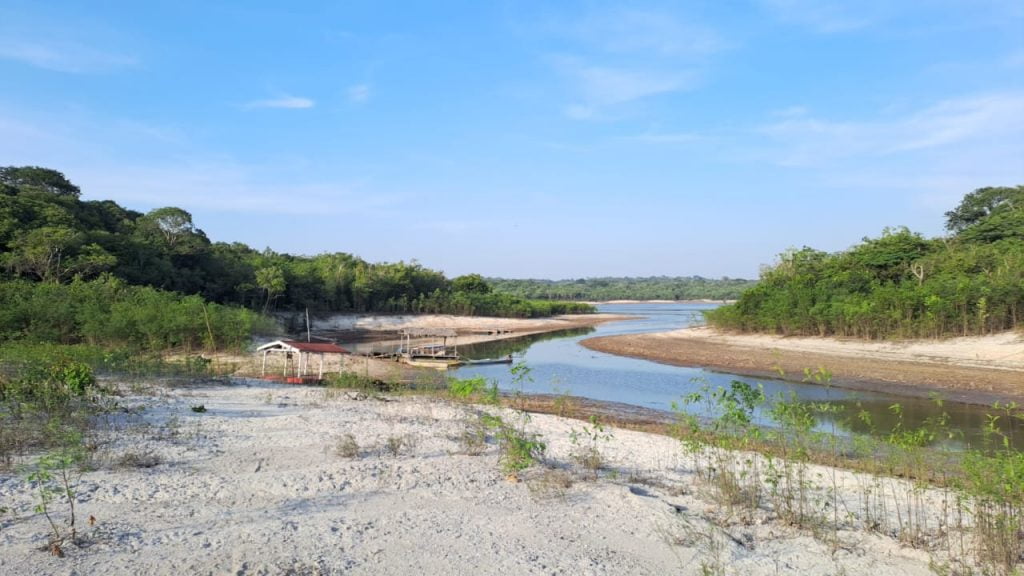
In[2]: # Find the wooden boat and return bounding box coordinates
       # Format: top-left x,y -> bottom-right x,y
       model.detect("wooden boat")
403,357 -> 463,369
462,355 -> 515,366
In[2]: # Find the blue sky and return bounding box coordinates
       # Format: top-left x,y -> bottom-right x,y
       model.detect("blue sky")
2,0 -> 1022,279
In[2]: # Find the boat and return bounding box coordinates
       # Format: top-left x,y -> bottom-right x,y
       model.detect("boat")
461,355 -> 515,366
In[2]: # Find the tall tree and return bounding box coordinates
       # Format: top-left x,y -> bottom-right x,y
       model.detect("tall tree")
0,166 -> 81,198
945,186 -> 1024,236
255,266 -> 286,313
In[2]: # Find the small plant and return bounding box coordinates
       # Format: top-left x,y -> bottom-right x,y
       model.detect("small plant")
551,385 -> 576,417
24,428 -> 87,549
190,404 -> 207,413
498,426 -> 546,475
448,376 -> 488,400
48,360 -> 96,396
383,434 -> 416,458
335,433 -> 360,459
456,417 -> 488,456
569,415 -> 613,475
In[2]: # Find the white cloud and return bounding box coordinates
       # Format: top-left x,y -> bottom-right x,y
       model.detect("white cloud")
347,84 -> 371,103
244,95 -> 315,110
554,57 -> 696,120
0,38 -> 138,73
545,7 -> 719,121
759,93 -> 1024,166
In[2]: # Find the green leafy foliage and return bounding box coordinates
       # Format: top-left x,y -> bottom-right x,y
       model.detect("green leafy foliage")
0,165 -> 590,323
488,276 -> 756,302
0,276 -> 258,351
707,188 -> 1024,339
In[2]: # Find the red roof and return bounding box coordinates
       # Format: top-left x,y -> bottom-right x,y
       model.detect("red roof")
280,340 -> 348,354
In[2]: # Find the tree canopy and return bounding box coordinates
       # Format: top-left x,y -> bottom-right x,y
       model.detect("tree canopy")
706,186 -> 1024,339
488,276 -> 755,302
0,165 -> 594,343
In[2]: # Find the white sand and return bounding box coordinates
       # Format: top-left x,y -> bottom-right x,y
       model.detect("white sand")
666,326 -> 1024,371
0,382 -> 966,575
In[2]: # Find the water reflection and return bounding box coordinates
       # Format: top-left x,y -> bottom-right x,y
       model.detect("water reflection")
459,327 -> 594,360
451,303 -> 1024,450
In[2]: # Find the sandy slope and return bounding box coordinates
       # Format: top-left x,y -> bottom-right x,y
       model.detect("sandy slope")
0,381 -> 959,575
666,327 -> 1024,371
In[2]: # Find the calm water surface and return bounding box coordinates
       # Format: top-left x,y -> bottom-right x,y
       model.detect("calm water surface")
452,303 -> 1022,449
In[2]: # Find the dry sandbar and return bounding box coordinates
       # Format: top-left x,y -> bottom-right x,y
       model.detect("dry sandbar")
582,326 -> 1024,405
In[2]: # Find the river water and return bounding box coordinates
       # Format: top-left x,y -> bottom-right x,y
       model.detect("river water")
451,303 -> 1022,450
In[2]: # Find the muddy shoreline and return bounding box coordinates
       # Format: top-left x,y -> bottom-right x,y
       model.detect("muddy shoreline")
582,330 -> 1024,407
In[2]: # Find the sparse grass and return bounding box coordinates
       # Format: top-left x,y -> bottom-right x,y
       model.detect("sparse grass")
335,433 -> 360,459
114,450 -> 162,469
382,434 -> 417,458
669,371 -> 1024,575
569,415 -> 612,477
526,467 -> 573,500
551,385 -> 576,417
454,416 -> 489,456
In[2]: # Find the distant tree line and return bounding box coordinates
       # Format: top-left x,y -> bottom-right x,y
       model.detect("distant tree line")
487,276 -> 756,302
0,166 -> 592,350
705,186 -> 1024,339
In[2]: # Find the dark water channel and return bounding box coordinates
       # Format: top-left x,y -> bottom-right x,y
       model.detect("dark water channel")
451,303 -> 1023,450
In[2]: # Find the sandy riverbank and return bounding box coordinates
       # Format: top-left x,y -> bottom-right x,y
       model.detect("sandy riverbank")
309,312 -> 631,348
582,326 -> 1024,405
0,381 -> 963,575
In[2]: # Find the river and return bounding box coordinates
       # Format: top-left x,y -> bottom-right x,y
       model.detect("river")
451,302 -> 1022,450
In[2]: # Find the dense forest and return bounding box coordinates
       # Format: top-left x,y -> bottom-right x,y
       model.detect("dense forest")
488,276 -> 756,301
705,186 -> 1024,339
0,166 -> 592,350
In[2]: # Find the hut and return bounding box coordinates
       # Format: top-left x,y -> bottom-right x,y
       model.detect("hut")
256,340 -> 348,383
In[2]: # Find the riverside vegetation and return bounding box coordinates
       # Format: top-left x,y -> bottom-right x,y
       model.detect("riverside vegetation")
487,276 -> 756,302
707,186 -> 1024,339
0,165 -> 592,327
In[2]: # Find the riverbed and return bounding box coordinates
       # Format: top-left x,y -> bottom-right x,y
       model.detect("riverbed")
451,303 -> 1023,449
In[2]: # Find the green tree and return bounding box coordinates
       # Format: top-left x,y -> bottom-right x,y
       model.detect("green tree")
452,273 -> 492,294
2,227 -> 115,283
255,266 -> 286,313
0,166 -> 81,198
945,186 -> 1024,239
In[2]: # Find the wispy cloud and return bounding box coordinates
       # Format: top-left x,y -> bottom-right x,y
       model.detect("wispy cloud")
244,95 -> 315,110
347,84 -> 371,103
759,93 -> 1024,166
554,57 -> 697,120
757,0 -> 873,33
545,7 -> 720,121
76,161 -> 399,217
0,38 -> 138,73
